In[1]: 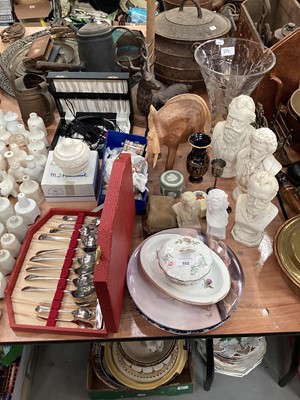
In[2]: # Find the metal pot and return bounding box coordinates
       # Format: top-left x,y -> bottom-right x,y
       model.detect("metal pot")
154,0 -> 231,87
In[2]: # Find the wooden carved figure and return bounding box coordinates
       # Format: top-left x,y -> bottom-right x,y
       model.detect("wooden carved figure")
145,93 -> 211,171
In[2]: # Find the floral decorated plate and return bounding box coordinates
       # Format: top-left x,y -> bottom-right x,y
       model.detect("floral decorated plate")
157,235 -> 213,285
140,234 -> 231,305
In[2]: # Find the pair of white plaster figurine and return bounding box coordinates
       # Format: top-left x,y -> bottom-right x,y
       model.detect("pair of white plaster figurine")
172,189 -> 229,241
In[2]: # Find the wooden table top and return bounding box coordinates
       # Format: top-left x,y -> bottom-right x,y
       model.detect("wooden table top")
0,26 -> 299,344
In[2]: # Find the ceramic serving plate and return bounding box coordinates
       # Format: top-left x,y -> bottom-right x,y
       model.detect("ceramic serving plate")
91,343 -> 129,390
140,233 -> 231,305
118,340 -> 176,367
104,340 -> 187,390
127,228 -> 244,334
274,215 -> 300,289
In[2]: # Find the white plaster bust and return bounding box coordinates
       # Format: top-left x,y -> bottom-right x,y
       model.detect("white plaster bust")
233,127 -> 282,201
206,189 -> 229,240
211,95 -> 256,178
231,171 -> 279,247
172,191 -> 202,229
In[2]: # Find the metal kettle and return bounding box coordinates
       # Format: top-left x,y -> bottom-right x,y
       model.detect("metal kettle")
77,22 -> 120,72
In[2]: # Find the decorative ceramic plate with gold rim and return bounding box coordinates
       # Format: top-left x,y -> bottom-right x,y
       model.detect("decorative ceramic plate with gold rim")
274,215 -> 300,287
118,340 -> 177,367
140,233 -> 231,305
104,340 -> 187,390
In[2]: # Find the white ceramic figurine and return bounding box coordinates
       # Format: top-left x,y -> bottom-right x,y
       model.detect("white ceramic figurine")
206,189 -> 229,240
231,171 -> 279,247
211,95 -> 256,178
233,127 -> 282,201
172,191 -> 202,229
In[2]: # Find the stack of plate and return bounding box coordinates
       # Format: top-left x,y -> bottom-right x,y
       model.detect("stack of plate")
91,339 -> 188,390
126,228 -> 244,334
274,215 -> 300,296
196,337 -> 267,377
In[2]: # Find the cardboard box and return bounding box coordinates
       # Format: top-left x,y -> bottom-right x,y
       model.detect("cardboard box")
41,150 -> 99,202
14,0 -> 51,23
98,130 -> 147,214
87,349 -> 194,399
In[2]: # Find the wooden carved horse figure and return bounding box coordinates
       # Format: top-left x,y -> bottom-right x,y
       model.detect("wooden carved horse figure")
145,93 -> 211,171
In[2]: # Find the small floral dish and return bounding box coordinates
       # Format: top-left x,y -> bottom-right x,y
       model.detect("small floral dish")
157,235 -> 213,285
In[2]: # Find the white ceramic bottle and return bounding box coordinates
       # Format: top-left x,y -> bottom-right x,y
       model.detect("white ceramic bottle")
0,109 -> 7,128
0,192 -> 16,222
24,155 -> 44,184
27,112 -> 47,135
15,123 -> 30,143
0,233 -> 21,258
9,143 -> 27,167
6,215 -> 28,243
4,111 -> 19,133
27,138 -> 48,157
0,170 -> 19,198
30,147 -> 47,168
0,124 -> 11,144
14,192 -> 41,225
0,271 -> 7,298
0,153 -> 6,171
4,151 -> 26,183
0,222 -> 7,241
19,175 -> 45,205
27,123 -> 49,147
0,249 -> 15,276
0,140 -> 6,155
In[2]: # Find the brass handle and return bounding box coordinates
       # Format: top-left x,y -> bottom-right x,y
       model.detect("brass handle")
179,0 -> 203,19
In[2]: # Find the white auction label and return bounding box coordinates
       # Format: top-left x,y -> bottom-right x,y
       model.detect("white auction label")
221,46 -> 235,56
175,257 -> 195,267
215,39 -> 224,45
209,25 -> 217,31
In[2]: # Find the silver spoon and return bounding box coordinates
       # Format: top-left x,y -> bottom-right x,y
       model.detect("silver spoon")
21,284 -> 96,300
39,300 -> 98,308
49,226 -> 97,236
29,253 -> 96,266
35,304 -> 95,320
62,216 -> 101,227
25,263 -> 94,276
36,314 -> 96,329
38,234 -> 97,252
25,274 -> 94,288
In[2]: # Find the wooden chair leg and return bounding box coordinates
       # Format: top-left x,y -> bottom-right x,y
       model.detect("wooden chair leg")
204,338 -> 215,391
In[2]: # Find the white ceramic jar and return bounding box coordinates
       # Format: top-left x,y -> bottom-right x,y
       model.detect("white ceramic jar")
53,138 -> 90,174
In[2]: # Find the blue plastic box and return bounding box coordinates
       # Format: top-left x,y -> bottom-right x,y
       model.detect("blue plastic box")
98,130 -> 147,214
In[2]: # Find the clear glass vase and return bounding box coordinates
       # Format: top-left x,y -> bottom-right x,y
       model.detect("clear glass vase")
194,38 -> 276,127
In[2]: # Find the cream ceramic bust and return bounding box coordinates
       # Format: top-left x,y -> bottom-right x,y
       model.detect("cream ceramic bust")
53,138 -> 90,174
172,191 -> 202,229
231,171 -> 279,247
211,95 -> 256,178
206,189 -> 229,240
233,127 -> 282,201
